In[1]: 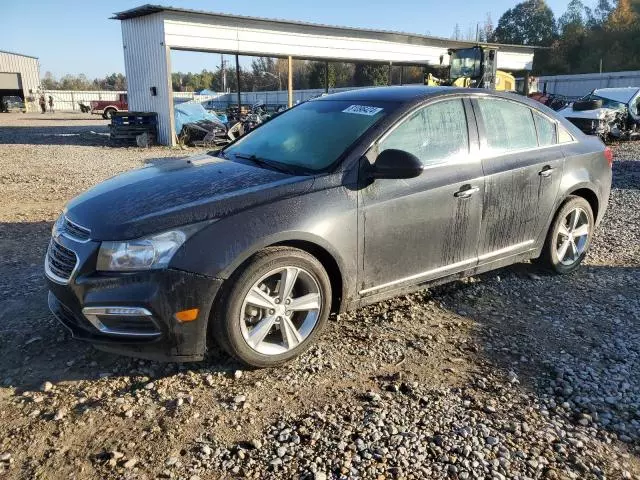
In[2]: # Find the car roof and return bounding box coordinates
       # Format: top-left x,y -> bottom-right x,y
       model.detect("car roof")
592,87 -> 640,104
316,85 -> 533,105
315,86 -> 477,103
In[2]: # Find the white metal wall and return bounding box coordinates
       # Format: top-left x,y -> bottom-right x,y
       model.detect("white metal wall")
537,70 -> 640,97
42,90 -> 125,111
162,13 -> 533,71
0,51 -> 41,111
121,14 -> 173,144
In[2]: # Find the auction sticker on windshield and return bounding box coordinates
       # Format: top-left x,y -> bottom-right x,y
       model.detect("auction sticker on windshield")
342,105 -> 384,116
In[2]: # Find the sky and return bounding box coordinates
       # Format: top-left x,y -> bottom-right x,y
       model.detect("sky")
1,0 -> 573,79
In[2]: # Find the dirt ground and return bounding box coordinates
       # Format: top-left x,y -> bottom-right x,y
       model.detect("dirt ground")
0,112 -> 638,479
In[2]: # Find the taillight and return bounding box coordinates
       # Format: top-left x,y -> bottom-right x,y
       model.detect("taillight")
604,147 -> 613,168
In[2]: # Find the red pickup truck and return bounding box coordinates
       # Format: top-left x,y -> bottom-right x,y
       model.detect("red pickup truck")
90,93 -> 128,119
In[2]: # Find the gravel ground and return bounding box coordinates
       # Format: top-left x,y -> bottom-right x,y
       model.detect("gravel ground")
0,112 -> 638,479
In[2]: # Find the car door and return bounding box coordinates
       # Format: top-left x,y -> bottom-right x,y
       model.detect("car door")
358,97 -> 484,295
472,97 -> 565,261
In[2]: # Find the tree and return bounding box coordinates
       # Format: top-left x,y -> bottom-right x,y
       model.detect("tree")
491,0 -> 556,46
41,71 -> 58,90
93,73 -> 127,91
354,63 -> 389,87
479,13 -> 494,42
558,0 -> 590,35
606,0 -> 638,30
452,23 -> 462,40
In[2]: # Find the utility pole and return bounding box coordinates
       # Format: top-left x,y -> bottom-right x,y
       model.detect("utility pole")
220,54 -> 227,92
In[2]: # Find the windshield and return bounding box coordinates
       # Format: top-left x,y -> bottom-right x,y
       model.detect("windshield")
450,48 -> 482,79
222,99 -> 391,173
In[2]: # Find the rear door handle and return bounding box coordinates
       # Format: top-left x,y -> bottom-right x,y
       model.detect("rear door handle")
539,166 -> 554,177
454,185 -> 480,198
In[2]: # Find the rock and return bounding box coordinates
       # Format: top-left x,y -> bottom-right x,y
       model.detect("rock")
201,445 -> 212,456
41,381 -> 53,392
123,458 -> 138,469
0,453 -> 11,462
314,472 -> 328,480
364,390 -> 381,402
233,395 -> 246,404
111,451 -> 125,460
234,370 -> 243,379
485,436 -> 499,446
53,408 -> 67,421
165,456 -> 179,466
277,446 -> 287,457
249,439 -> 263,450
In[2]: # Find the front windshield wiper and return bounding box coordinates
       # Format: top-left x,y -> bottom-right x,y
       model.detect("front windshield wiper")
231,152 -> 298,175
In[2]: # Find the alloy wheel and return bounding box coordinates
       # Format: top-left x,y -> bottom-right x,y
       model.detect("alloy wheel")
555,207 -> 590,266
240,266 -> 322,355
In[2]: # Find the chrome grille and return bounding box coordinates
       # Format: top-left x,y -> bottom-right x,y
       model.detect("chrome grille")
62,217 -> 91,241
46,239 -> 78,282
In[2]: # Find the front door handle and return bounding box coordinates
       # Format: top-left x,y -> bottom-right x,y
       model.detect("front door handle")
454,185 -> 480,198
539,166 -> 554,177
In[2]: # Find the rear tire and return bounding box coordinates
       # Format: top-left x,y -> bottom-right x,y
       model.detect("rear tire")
103,108 -> 116,120
536,196 -> 594,274
211,247 -> 332,368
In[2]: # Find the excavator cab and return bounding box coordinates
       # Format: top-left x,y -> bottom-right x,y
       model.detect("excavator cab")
425,45 -> 514,91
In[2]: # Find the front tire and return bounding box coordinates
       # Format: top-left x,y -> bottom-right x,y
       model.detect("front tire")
212,247 -> 332,368
537,196 -> 594,274
102,108 -> 116,120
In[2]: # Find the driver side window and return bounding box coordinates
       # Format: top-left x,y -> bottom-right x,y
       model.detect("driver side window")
379,99 -> 469,166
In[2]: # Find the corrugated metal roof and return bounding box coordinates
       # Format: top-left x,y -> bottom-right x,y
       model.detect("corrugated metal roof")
0,49 -> 38,59
111,4 -> 537,52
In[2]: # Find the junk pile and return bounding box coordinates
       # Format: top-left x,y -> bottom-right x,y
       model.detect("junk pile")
531,87 -> 640,142
175,103 -> 236,147
175,102 -> 288,147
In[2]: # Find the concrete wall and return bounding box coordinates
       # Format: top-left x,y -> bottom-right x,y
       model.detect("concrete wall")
537,70 -> 640,97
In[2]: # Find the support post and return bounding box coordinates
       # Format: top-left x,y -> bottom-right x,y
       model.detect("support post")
288,56 -> 293,108
388,62 -> 392,86
324,61 -> 329,93
235,54 -> 241,113
524,71 -> 530,96
399,66 -> 403,86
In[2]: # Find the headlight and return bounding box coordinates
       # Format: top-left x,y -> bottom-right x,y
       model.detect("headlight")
97,225 -> 203,272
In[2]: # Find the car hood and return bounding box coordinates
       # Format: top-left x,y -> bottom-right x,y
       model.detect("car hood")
65,153 -> 314,240
558,106 -> 619,120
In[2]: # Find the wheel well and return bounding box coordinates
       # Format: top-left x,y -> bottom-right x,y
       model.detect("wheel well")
568,188 -> 599,220
273,240 -> 343,313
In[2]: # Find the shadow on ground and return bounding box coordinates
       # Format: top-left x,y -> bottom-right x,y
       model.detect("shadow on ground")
0,125 -> 111,146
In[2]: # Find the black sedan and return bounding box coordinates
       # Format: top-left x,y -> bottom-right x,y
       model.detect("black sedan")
45,86 -> 612,367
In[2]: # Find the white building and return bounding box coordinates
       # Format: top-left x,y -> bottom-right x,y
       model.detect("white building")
113,5 -> 536,146
0,50 -> 41,110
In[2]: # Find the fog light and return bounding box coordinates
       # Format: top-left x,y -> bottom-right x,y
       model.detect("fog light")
175,308 -> 199,322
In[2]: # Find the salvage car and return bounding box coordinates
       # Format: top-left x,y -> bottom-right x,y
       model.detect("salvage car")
558,87 -> 640,141
46,86 -> 612,367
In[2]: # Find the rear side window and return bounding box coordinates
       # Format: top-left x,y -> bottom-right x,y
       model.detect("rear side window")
380,99 -> 469,166
533,112 -> 557,146
477,98 -> 537,153
558,125 -> 575,143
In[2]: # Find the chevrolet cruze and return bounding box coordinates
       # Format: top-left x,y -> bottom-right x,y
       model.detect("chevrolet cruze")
45,86 -> 612,367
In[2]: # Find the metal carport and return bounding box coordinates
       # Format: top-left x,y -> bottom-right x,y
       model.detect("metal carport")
113,4 -> 536,146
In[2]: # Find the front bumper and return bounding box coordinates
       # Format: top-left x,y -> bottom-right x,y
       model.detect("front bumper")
46,268 -> 223,362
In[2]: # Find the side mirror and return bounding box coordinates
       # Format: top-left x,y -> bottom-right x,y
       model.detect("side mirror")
372,149 -> 423,179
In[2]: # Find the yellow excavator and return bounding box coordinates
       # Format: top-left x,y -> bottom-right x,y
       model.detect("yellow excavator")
425,45 -> 515,91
